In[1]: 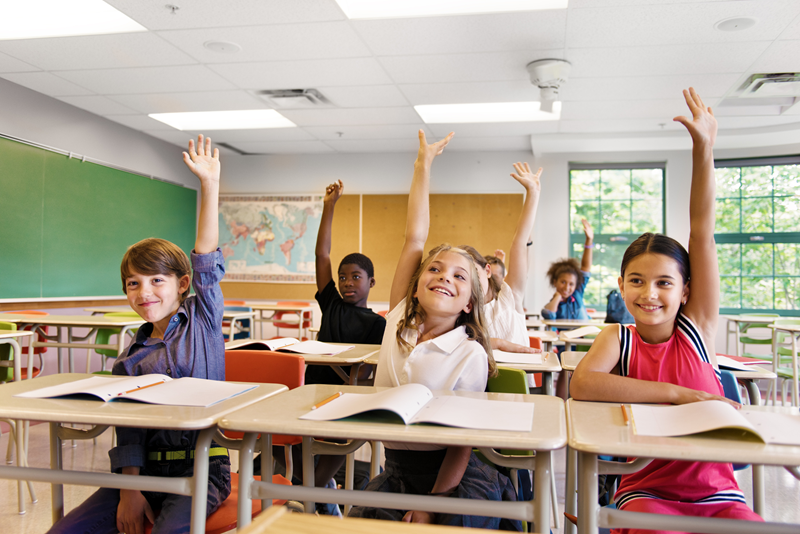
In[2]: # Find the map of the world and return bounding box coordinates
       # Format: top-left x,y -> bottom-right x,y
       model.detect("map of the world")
219,195 -> 323,283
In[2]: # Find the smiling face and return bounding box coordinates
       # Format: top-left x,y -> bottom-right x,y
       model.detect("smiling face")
125,271 -> 190,339
338,263 -> 375,307
414,251 -> 474,319
555,272 -> 578,300
619,252 -> 689,342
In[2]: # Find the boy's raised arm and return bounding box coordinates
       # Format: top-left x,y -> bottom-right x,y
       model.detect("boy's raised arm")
389,130 -> 453,309
315,180 -> 343,292
183,134 -> 220,255
505,162 -> 542,312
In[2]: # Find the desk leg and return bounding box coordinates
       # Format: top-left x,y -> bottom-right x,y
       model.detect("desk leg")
744,380 -> 761,406
577,451 -> 599,534
349,363 -> 361,386
15,417 -> 25,514
49,422 -> 64,523
67,327 -> 75,374
302,436 -> 315,513
533,450 -> 551,534
753,464 -> 765,516
261,433 -> 273,513
563,371 -> 570,399
57,327 -> 64,374
544,372 -> 554,397
370,441 -> 382,479
564,446 -> 578,534
238,432 -> 258,529
792,336 -> 798,407
189,427 -> 214,534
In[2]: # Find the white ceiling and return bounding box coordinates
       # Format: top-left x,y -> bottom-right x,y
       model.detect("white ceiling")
2,0 -> 800,154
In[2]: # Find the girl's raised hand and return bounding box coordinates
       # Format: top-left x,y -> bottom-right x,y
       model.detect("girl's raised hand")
183,134 -> 220,184
673,87 -> 718,148
581,218 -> 594,241
324,180 -> 343,204
510,162 -> 542,194
416,130 -> 454,166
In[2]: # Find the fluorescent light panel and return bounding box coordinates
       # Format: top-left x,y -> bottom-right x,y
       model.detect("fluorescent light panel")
415,102 -> 561,124
336,0 -> 568,19
0,0 -> 146,40
149,110 -> 297,131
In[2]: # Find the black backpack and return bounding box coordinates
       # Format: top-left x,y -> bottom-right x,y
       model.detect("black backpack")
605,290 -> 634,324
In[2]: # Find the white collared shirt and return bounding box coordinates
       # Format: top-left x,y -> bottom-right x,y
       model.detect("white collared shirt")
484,281 -> 528,347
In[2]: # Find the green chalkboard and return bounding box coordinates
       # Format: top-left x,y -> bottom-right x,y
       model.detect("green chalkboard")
0,136 -> 197,299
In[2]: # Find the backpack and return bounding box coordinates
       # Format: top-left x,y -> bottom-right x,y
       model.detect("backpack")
605,290 -> 634,324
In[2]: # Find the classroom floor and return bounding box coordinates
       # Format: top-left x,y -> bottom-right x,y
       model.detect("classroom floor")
2,418 -> 800,533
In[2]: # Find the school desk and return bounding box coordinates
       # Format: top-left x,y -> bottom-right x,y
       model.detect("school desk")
219,384 -> 566,532
723,314 -> 777,356
498,351 -> 562,396
1,314 -> 145,375
247,302 -> 314,340
559,331 -> 598,352
770,323 -> 800,407
567,400 -> 800,534
236,504 -> 538,534
542,318 -> 606,330
225,339 -> 381,385
0,373 -> 286,533
526,318 -> 545,330
528,330 -> 558,352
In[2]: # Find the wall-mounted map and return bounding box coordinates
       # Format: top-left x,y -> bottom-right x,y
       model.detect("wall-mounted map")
219,195 -> 323,283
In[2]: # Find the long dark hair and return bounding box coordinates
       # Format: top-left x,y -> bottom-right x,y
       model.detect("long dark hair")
620,233 -> 690,282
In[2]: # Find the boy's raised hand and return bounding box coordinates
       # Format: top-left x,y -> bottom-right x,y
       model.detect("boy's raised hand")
673,87 -> 718,148
416,130 -> 454,166
324,180 -> 344,205
183,134 -> 220,184
582,218 -> 594,241
510,162 -> 542,194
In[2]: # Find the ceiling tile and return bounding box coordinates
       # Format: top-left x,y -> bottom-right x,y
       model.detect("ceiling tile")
0,51 -> 38,73
304,124 -> 433,140
56,65 -> 236,95
316,85 -> 409,108
559,98 -> 688,120
158,22 -> 370,63
225,140 -> 336,154
0,72 -> 93,96
557,119 -> 685,133
143,129 -> 196,147
427,122 -> 560,138
443,135 -> 532,152
108,90 -> 267,114
57,96 -> 138,116
779,15 -> 800,40
106,0 -> 345,30
748,40 -> 800,73
569,0 -> 730,6
104,114 -> 178,130
379,50 -> 551,84
0,33 -> 196,71
399,80 -> 536,105
561,73 -> 740,102
323,138 -> 419,152
278,107 -> 422,126
198,128 -> 317,142
351,11 -> 566,56
567,1 -> 800,48
715,115 -> 800,129
567,41 -> 771,78
208,57 -> 392,89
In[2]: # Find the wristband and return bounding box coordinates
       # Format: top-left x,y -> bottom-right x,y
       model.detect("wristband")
526,241 -> 533,247
584,244 -> 594,249
429,488 -> 455,496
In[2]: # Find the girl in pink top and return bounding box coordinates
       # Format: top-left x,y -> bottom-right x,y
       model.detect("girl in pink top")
571,89 -> 762,533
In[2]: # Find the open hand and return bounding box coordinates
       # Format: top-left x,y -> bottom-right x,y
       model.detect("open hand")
673,87 -> 717,148
494,249 -> 506,262
324,180 -> 343,205
581,218 -> 594,241
671,385 -> 740,409
491,338 -> 542,353
402,510 -> 435,523
416,130 -> 453,166
183,134 -> 220,184
510,162 -> 542,195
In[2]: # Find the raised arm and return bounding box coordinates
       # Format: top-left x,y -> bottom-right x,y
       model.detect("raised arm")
315,180 -> 343,292
504,163 -> 542,313
674,88 -> 719,346
580,218 -> 594,272
183,135 -> 220,255
389,131 -> 453,309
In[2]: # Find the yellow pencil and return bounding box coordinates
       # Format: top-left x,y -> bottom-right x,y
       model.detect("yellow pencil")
312,392 -> 343,410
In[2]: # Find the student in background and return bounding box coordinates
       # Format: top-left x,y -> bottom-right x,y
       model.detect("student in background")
570,89 -> 762,530
542,218 -> 594,320
485,249 -> 506,287
48,135 -> 228,534
349,131 -> 520,530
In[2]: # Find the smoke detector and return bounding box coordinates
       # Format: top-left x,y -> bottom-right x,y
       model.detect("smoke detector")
256,88 -> 330,108
526,58 -> 571,113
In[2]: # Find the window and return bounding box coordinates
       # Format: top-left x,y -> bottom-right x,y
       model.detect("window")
715,156 -> 800,315
569,163 -> 666,310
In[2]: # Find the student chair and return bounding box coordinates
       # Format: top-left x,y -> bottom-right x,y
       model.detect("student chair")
771,318 -> 800,406
737,313 -> 779,359
377,310 -> 389,318
2,310 -> 50,378
223,300 -> 246,306
222,305 -> 253,342
528,336 -> 543,389
271,302 -> 312,341
87,311 -> 141,374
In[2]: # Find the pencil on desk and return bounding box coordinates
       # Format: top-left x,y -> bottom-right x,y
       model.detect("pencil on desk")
118,381 -> 166,396
621,404 -> 630,426
312,391 -> 343,410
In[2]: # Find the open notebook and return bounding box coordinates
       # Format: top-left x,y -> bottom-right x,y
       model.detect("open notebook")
236,338 -> 354,355
16,375 -> 256,407
629,401 -> 800,446
300,383 -> 534,432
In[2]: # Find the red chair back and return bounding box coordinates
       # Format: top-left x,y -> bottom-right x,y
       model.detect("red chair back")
273,301 -> 311,329
529,337 -> 543,387
378,310 -> 388,317
224,300 -> 246,306
4,310 -> 50,355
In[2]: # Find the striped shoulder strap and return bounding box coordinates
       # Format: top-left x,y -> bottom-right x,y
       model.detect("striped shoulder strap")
618,324 -> 632,377
676,313 -> 721,381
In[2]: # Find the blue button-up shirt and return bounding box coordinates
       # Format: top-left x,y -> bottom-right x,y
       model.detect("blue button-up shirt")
541,271 -> 591,322
109,249 -> 225,473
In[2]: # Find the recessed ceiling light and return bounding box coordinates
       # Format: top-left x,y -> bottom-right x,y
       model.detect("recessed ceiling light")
714,17 -> 756,32
0,0 -> 146,40
335,0 -> 568,19
149,110 -> 297,130
203,40 -> 242,54
415,102 -> 561,123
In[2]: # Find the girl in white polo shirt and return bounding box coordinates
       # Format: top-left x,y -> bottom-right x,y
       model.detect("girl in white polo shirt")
348,131 -> 521,531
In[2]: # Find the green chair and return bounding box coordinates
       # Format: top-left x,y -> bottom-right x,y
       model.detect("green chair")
771,318 -> 800,406
737,314 -> 779,360
0,320 -> 18,383
87,312 -> 140,374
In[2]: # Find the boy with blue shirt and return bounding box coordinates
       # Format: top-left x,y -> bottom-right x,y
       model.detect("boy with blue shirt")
48,135 -> 227,534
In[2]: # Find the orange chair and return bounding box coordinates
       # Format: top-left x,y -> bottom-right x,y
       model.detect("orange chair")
271,301 -> 312,341
585,308 -> 597,315
224,300 -> 246,306
378,310 -> 389,318
528,336 -> 543,388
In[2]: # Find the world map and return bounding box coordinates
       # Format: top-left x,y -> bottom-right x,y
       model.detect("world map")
218,195 -> 323,283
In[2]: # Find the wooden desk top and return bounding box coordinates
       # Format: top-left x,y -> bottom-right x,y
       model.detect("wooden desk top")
560,351 -> 588,372
248,303 -> 312,312
770,324 -> 800,333
543,319 -> 605,329
220,384 -> 566,451
567,399 -> 800,465
84,306 -> 256,320
2,314 -> 145,327
0,331 -> 34,340
224,340 -> 380,365
0,373 -> 286,430
723,315 -> 779,325
497,351 -> 562,373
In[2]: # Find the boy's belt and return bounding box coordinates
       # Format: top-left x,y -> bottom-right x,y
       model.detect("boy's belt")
147,447 -> 228,462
